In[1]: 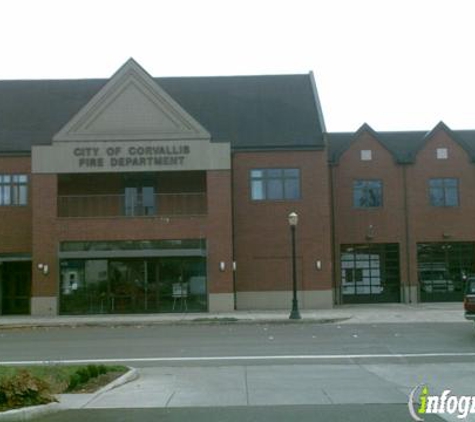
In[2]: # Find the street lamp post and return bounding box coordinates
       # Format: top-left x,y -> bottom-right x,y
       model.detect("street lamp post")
288,212 -> 301,320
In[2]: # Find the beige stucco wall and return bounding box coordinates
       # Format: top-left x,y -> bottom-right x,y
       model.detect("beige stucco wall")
32,140 -> 230,174
236,290 -> 333,310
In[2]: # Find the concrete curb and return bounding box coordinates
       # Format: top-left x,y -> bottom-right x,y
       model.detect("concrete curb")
78,367 -> 139,408
0,317 -> 354,330
0,402 -> 61,421
0,367 -> 138,420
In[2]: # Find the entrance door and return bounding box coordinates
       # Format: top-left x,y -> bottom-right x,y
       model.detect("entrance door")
109,259 -> 145,313
158,257 -> 207,312
1,262 -> 31,315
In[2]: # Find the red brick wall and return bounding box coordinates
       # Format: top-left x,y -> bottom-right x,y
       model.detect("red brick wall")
31,174 -> 58,296
206,170 -> 234,294
332,132 -> 406,244
331,131 -> 409,291
405,129 -> 475,286
232,150 -> 332,293
331,127 -> 475,297
407,130 -> 475,240
31,169 -> 233,299
0,156 -> 32,254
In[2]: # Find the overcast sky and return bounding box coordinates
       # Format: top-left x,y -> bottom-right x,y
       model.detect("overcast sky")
1,0 -> 474,132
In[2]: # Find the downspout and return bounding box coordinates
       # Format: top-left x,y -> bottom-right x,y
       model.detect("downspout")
329,163 -> 339,305
230,151 -> 237,310
402,164 -> 412,303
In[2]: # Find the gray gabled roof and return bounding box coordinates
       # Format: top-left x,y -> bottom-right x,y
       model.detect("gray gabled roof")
0,73 -> 325,153
327,122 -> 475,164
440,128 -> 475,159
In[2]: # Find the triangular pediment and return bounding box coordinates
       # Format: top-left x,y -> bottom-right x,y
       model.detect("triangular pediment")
53,59 -> 210,142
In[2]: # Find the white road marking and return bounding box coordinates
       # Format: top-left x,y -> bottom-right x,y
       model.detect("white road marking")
1,352 -> 475,365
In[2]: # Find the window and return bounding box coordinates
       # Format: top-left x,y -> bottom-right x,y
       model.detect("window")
123,174 -> 156,216
429,178 -> 458,207
345,268 -> 363,283
360,150 -> 372,161
250,168 -> 300,201
124,186 -> 156,216
436,148 -> 448,160
353,180 -> 382,208
0,174 -> 28,206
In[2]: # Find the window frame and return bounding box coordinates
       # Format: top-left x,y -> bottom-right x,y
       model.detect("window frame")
0,174 -> 28,206
250,168 -> 301,201
352,179 -> 383,209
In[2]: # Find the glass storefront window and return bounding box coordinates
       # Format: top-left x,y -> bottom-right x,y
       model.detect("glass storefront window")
59,257 -> 207,314
60,239 -> 205,253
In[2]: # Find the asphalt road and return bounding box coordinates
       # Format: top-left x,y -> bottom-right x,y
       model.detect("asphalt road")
0,322 -> 474,364
2,322 -> 473,422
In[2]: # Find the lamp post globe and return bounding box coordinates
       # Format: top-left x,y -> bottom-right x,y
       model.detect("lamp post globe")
288,211 -> 301,320
288,211 -> 298,227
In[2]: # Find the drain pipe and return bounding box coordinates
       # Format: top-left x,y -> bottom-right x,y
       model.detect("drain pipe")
403,164 -> 412,304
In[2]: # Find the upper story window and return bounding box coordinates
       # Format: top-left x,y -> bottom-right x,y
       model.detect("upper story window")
0,174 -> 28,206
360,150 -> 372,161
353,180 -> 383,208
436,148 -> 448,160
123,174 -> 156,216
250,168 -> 300,201
429,178 -> 459,207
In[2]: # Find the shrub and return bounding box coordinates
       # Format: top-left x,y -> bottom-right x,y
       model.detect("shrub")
78,368 -> 91,383
97,365 -> 108,375
67,365 -> 108,392
67,373 -> 81,391
87,365 -> 99,379
0,370 -> 55,410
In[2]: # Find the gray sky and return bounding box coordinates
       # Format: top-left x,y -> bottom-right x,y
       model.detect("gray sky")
1,0 -> 474,132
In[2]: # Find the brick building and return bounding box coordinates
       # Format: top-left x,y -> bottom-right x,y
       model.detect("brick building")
329,123 -> 475,304
0,59 -> 470,315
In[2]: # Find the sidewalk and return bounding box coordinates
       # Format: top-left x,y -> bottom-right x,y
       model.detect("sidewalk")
0,302 -> 466,329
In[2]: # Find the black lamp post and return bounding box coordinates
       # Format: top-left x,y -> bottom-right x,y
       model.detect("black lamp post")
288,211 -> 301,320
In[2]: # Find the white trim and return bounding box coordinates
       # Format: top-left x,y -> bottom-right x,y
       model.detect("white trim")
2,352 -> 475,365
53,58 -> 210,142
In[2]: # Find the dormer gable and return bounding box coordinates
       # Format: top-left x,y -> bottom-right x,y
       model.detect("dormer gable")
413,121 -> 474,162
329,123 -> 394,164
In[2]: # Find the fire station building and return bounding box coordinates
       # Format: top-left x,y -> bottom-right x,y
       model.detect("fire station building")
0,59 -> 473,315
